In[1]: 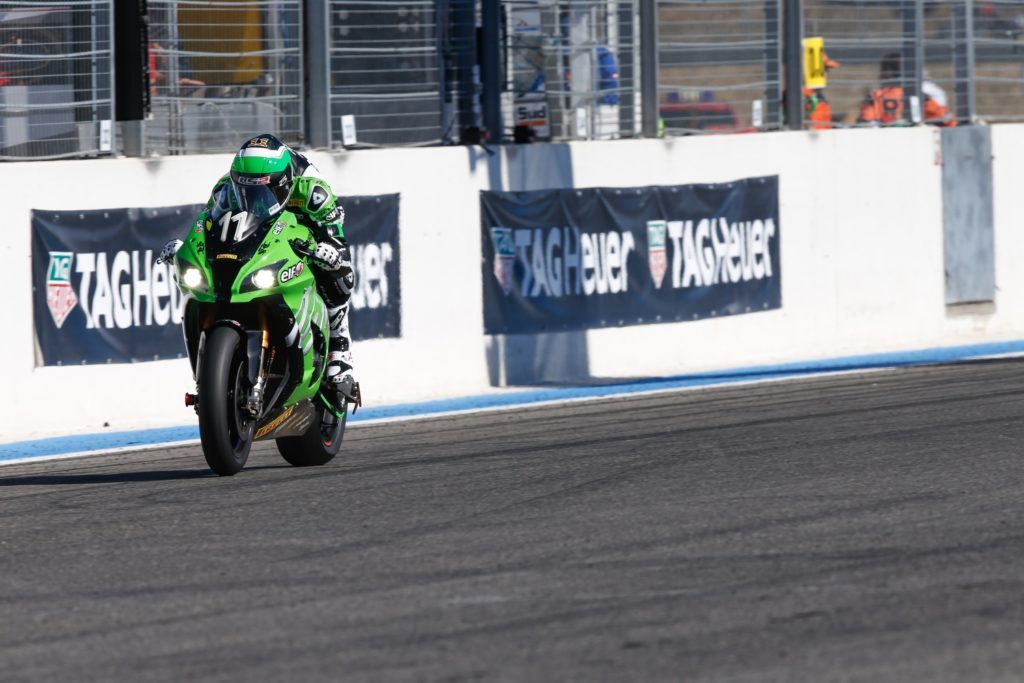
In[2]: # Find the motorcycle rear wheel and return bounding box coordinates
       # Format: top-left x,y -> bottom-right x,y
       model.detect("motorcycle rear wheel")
275,400 -> 346,467
198,326 -> 254,476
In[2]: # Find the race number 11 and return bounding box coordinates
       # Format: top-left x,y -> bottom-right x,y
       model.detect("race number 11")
218,211 -> 250,242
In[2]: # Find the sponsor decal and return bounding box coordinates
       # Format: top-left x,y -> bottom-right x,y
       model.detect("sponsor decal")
46,251 -> 78,328
273,221 -> 285,235
193,220 -> 203,234
279,262 -> 304,283
323,206 -> 344,225
307,185 -> 329,213
215,253 -> 238,260
248,137 -> 270,148
255,405 -> 294,439
489,227 -> 516,295
237,175 -> 271,186
514,99 -> 551,139
647,220 -> 668,289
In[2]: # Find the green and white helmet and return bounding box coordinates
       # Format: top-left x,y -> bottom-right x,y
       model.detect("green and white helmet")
228,134 -> 294,221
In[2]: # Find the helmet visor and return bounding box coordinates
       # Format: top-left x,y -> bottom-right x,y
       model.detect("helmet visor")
230,172 -> 290,222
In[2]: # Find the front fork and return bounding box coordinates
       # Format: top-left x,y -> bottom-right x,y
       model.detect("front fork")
186,315 -> 271,418
244,327 -> 270,417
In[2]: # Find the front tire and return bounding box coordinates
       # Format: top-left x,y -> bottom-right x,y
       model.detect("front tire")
275,400 -> 346,467
198,326 -> 254,476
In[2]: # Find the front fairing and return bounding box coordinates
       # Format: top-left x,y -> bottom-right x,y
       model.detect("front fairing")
174,210 -> 316,303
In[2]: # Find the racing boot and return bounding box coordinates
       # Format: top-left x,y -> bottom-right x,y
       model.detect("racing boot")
325,305 -> 361,412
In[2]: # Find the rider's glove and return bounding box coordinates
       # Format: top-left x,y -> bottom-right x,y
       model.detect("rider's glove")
311,237 -> 350,273
157,239 -> 183,265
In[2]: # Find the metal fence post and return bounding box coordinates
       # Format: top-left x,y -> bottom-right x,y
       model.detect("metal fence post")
954,0 -> 975,124
305,0 -> 331,148
450,0 -> 478,142
639,0 -> 658,137
481,0 -> 503,142
114,0 -> 149,156
901,0 -> 924,120
783,0 -> 802,130
763,0 -> 781,130
437,0 -> 451,142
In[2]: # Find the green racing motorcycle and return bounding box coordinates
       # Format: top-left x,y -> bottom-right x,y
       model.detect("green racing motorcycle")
171,195 -> 356,476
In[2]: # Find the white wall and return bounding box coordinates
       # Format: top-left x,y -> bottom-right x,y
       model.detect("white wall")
2,126 -> 1022,442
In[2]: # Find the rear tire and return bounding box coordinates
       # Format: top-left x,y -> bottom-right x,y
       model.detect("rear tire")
198,326 -> 254,476
276,401 -> 346,467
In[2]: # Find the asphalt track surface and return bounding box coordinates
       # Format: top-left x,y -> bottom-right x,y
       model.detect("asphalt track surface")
3,361 -> 1024,682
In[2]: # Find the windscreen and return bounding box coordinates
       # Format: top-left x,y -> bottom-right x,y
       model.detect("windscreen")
208,185 -> 264,246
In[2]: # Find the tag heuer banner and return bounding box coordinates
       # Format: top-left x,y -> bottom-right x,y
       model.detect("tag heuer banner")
481,177 -> 780,335
32,194 -> 401,366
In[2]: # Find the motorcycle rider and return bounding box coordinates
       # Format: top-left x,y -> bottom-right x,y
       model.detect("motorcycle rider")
159,134 -> 359,410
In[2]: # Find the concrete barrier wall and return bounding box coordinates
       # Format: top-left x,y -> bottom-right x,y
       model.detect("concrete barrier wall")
3,126 -> 1023,442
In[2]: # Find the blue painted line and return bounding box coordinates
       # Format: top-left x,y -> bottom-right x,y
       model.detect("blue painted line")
3,337 -> 1024,463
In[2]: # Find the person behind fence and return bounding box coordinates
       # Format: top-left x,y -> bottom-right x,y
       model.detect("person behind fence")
858,52 -> 906,125
804,52 -> 841,129
858,53 -> 954,127
922,69 -> 956,127
158,134 -> 359,411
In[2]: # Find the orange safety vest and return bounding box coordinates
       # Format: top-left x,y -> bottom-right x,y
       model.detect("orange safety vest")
804,88 -> 832,130
858,86 -> 904,124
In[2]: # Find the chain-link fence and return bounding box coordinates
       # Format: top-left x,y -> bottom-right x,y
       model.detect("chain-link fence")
0,0 -> 113,160
801,0 -> 964,128
973,0 -> 1024,122
145,0 -> 303,155
802,0 -> 1024,128
10,0 -> 1024,160
657,0 -> 782,134
504,0 -> 639,142
922,2 -> 965,126
328,0 -> 444,147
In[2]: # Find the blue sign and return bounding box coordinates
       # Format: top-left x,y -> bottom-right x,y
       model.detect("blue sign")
481,177 -> 781,335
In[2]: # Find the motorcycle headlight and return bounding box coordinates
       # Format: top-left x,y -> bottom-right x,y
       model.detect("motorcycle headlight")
183,267 -> 203,289
252,268 -> 276,290
241,259 -> 288,293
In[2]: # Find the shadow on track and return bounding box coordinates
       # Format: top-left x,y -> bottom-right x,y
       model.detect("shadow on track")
0,462 -> 296,487
0,469 -> 215,486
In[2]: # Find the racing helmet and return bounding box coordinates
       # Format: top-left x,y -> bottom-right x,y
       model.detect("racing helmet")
228,134 -> 294,222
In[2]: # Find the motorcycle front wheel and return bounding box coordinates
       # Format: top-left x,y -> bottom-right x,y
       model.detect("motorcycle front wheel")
198,326 -> 254,476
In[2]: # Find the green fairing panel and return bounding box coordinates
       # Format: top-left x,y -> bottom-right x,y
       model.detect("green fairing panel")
173,214 -> 214,302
